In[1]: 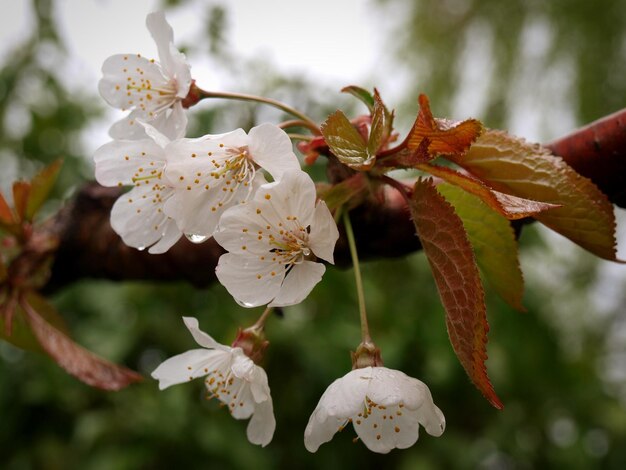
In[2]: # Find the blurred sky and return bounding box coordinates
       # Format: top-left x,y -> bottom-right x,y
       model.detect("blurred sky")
0,1 -> 390,131
0,0 -> 409,160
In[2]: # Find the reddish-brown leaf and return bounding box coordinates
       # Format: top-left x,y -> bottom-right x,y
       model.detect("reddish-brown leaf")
405,94 -> 483,159
12,181 -> 31,223
451,130 -> 619,261
417,163 -> 559,220
22,297 -> 143,391
410,179 -> 503,409
0,191 -> 13,224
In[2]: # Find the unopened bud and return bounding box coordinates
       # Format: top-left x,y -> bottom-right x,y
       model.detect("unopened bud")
231,326 -> 269,365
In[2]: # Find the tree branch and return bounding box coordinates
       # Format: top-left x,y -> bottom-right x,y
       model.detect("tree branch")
44,109 -> 626,291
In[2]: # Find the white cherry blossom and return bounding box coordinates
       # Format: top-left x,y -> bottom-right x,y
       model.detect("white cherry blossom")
214,170 -> 339,308
163,123 -> 301,240
151,317 -> 275,447
98,11 -> 191,140
93,124 -> 183,254
304,367 -> 445,453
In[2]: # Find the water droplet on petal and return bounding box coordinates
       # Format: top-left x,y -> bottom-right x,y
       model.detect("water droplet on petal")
238,301 -> 256,308
137,246 -> 146,251
186,233 -> 208,244
302,247 -> 311,256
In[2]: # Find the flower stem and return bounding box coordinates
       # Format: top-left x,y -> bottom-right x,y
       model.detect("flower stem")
278,119 -> 321,135
380,174 -> 413,204
342,211 -> 371,343
251,306 -> 273,331
286,133 -> 314,142
196,87 -> 320,135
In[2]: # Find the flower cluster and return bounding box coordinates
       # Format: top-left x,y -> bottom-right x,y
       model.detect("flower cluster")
96,11 -> 445,454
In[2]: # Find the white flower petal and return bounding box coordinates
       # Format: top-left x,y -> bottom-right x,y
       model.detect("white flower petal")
225,377 -> 257,420
99,54 -> 169,111
418,403 -> 446,437
169,44 -> 192,98
248,123 -> 300,179
151,348 -> 228,390
147,217 -> 181,254
313,368 -> 372,420
308,200 -> 339,264
109,113 -> 148,140
145,12 -> 191,98
230,351 -> 257,381
182,316 -> 230,351
94,138 -> 165,187
141,120 -> 172,149
216,253 -> 284,307
213,202 -> 278,255
264,170 -> 317,226
146,11 -> 174,74
157,101 -> 188,141
248,365 -> 271,404
305,367 -> 445,453
354,403 -> 420,454
110,185 -> 175,251
269,261 -> 325,307
304,411 -> 347,453
247,399 -> 276,447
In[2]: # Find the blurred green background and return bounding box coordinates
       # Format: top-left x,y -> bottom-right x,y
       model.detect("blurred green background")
1,0 -> 626,468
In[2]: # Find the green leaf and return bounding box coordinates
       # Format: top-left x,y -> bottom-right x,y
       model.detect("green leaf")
341,85 -> 375,112
437,183 -> 525,311
26,159 -> 63,220
417,162 -> 559,220
452,130 -> 618,261
410,179 -> 503,409
321,110 -> 374,171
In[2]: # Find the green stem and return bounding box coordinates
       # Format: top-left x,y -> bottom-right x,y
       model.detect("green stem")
196,87 -> 320,135
342,211 -> 371,343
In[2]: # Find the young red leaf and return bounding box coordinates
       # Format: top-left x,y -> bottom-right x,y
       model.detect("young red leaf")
26,159 -> 63,220
321,110 -> 374,171
367,89 -> 394,158
437,183 -> 525,311
417,163 -> 559,220
452,130 -> 619,261
410,179 -> 503,409
21,296 -> 143,391
405,94 -> 483,159
12,181 -> 31,223
0,191 -> 14,225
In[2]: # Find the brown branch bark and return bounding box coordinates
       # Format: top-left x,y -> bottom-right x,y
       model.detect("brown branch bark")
43,109 -> 626,292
